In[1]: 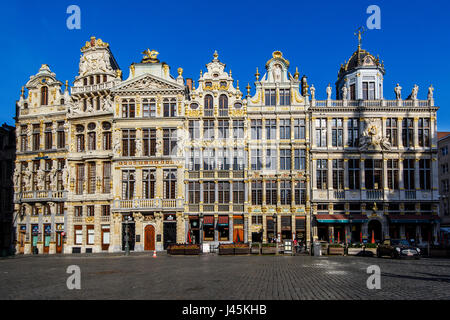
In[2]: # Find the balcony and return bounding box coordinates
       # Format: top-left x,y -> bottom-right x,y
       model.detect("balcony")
405,190 -> 417,200
333,190 -> 345,199
15,190 -> 68,202
366,190 -> 383,200
311,99 -> 432,108
114,198 -> 184,211
71,81 -> 116,94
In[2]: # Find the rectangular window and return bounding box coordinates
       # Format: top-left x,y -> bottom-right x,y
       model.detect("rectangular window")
252,215 -> 263,225
57,122 -> 65,149
75,226 -> 83,245
101,205 -> 110,216
295,181 -> 306,205
76,164 -> 85,195
332,159 -> 344,190
122,170 -> 135,200
294,119 -> 305,140
294,149 -> 306,170
386,118 -> 398,147
74,206 -> 83,217
280,180 -> 291,205
203,120 -> 215,140
77,134 -> 85,152
265,119 -> 276,140
143,128 -> 156,156
44,123 -> 52,150
232,120 -> 244,139
87,205 -> 95,217
142,98 -> 156,117
315,118 -> 327,147
87,162 -> 96,194
266,149 -> 277,170
87,226 -> 95,245
279,119 -> 291,140
20,125 -> 28,152
280,149 -> 291,170
163,169 -> 177,199
32,124 -> 40,151
347,118 -> 359,147
163,129 -> 177,156
218,120 -> 229,139
403,159 -> 415,190
163,100 -> 177,117
233,148 -> 245,170
122,129 -> 136,157
103,132 -> 112,150
387,159 -> 399,190
188,148 -> 201,171
418,118 -> 430,147
217,148 -> 230,170
189,121 -> 200,140
203,181 -> 215,204
102,162 -> 111,193
251,149 -> 262,170
88,132 -> 96,150
419,159 -> 431,190
350,84 -> 356,100
331,118 -> 343,147
316,159 -> 328,190
265,89 -> 276,106
251,181 -> 263,205
251,120 -> 262,140
279,89 -> 291,106
142,169 -> 156,199
362,81 -> 375,100
365,159 -> 383,190
233,182 -> 245,204
203,148 -> 215,170
188,182 -> 200,204
122,99 -> 135,118
218,182 -> 230,204
402,118 -> 414,148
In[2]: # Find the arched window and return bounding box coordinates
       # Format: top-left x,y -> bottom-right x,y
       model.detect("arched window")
122,99 -> 135,118
41,86 -> 48,106
204,95 -> 213,116
219,94 -> 228,116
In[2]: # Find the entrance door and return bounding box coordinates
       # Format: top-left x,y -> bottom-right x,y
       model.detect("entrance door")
163,222 -> 177,249
56,232 -> 63,254
18,232 -> 25,254
121,223 -> 135,251
101,226 -> 110,251
368,220 -> 382,243
144,225 -> 155,251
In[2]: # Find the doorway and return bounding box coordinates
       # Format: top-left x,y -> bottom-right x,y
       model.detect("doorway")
121,223 -> 135,251
18,231 -> 25,254
163,222 -> 177,249
144,225 -> 155,251
101,226 -> 110,251
368,220 -> 383,243
56,232 -> 63,254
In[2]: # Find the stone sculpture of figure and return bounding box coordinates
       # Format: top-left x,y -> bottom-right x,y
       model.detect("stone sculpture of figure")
272,64 -> 282,82
428,85 -> 434,100
394,83 -> 402,100
79,55 -> 87,76
102,97 -> 113,112
22,167 -> 31,190
37,168 -> 46,190
411,84 -> 419,100
326,84 -> 332,100
69,100 -> 82,114
135,138 -> 142,156
310,85 -> 316,99
113,138 -> 121,154
380,136 -> 392,150
86,99 -> 94,113
13,166 -> 20,188
48,202 -> 56,215
341,86 -> 348,100
62,167 -> 68,189
50,167 -> 58,190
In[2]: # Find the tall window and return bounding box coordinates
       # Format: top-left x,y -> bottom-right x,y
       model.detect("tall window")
233,182 -> 245,204
76,164 -> 85,195
362,81 -> 375,100
418,118 -> 430,147
203,148 -> 215,170
163,98 -> 177,117
316,160 -> 328,190
279,119 -> 291,139
251,120 -> 262,140
87,162 -> 96,194
386,118 -> 398,147
203,120 -> 214,140
40,86 -> 48,106
294,149 -> 306,170
88,131 -> 96,151
188,148 -> 201,170
76,134 -> 85,152
387,159 -> 399,190
218,182 -> 230,203
280,180 -> 291,205
233,120 -> 244,139
280,89 -> 290,106
403,159 -> 415,190
347,118 -> 359,147
74,206 -> 83,217
143,128 -> 156,156
218,120 -> 229,139
189,121 -> 200,140
122,170 -> 135,199
101,205 -> 110,216
122,129 -> 136,156
87,205 -> 95,217
266,149 -> 277,170
188,182 -> 200,204
142,98 -> 156,117
163,129 -> 177,156
102,162 -> 111,193
122,99 -> 135,118
143,169 -> 156,199
419,159 -> 431,190
233,148 -> 245,170
350,84 -> 356,100
20,125 -> 28,152
219,95 -> 228,116
265,180 -> 277,205
203,181 -> 215,204
280,149 -> 291,170
265,89 -> 276,106
402,118 -> 414,148
251,180 -> 263,205
163,169 -> 177,199
295,181 -> 306,205
332,118 -> 343,147
102,122 -> 112,150
315,118 -> 327,147
32,124 -> 40,151
294,119 -> 305,139
251,149 -> 262,170
265,119 -> 276,140
57,121 -> 65,149
365,159 -> 383,190
44,123 -> 52,150
204,95 -> 214,116
332,159 -> 344,190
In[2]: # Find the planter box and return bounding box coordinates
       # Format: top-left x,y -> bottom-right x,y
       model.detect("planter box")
184,248 -> 201,255
251,246 -> 261,254
328,247 -> 345,256
218,248 -> 234,255
261,246 -> 277,255
168,249 -> 185,255
364,248 -> 377,256
347,248 -> 364,256
234,247 -> 250,255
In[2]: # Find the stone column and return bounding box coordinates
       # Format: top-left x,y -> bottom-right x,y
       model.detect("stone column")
343,159 -> 349,190
360,158 -> 366,190
262,214 -> 267,243
413,117 -> 419,148
111,213 -> 122,252
343,117 -> 348,148
176,212 -> 185,244
133,213 -> 144,252
398,117 -> 403,149
414,159 -> 420,191
327,117 -> 332,148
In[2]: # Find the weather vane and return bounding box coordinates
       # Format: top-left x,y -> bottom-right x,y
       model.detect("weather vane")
354,26 -> 366,48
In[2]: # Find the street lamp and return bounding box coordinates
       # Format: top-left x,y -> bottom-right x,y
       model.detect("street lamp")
124,215 -> 132,256
273,213 -> 278,253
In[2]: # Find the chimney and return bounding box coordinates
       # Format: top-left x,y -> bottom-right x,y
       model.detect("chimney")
185,78 -> 193,91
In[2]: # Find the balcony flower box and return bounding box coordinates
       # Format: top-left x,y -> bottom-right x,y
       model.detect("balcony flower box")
261,243 -> 277,255
328,244 -> 345,256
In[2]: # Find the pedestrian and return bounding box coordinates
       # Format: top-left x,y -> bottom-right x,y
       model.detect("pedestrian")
293,238 -> 298,253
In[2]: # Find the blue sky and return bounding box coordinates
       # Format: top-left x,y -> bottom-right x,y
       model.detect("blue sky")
1,0 -> 449,129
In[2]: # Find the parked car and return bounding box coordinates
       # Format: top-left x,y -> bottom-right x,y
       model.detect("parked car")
376,239 -> 421,259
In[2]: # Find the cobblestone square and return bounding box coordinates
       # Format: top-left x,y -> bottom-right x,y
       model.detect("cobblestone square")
1,254 -> 449,300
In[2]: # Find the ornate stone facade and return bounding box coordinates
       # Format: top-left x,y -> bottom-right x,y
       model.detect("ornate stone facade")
13,36 -> 440,254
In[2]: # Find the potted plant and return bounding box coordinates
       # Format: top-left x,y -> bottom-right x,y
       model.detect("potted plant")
234,243 -> 250,255
251,243 -> 261,255
328,243 -> 345,255
346,243 -> 364,256
167,244 -> 185,255
363,243 -> 378,255
261,243 -> 277,255
218,244 -> 234,255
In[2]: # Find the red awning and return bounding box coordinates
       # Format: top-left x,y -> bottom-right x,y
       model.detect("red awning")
217,216 -> 229,225
203,216 -> 214,225
315,214 -> 349,223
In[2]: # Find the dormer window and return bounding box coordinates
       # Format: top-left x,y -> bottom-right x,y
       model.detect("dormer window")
190,103 -> 199,110
40,86 -> 48,106
220,81 -> 227,88
204,95 -> 213,116
219,94 -> 228,116
362,82 -> 375,100
205,81 -> 212,88
265,89 -> 276,106
84,78 -> 88,86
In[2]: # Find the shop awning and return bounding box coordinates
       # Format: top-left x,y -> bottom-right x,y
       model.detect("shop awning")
389,215 -> 440,224
349,215 -> 369,223
217,216 -> 229,226
315,214 -> 349,223
203,216 -> 214,225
